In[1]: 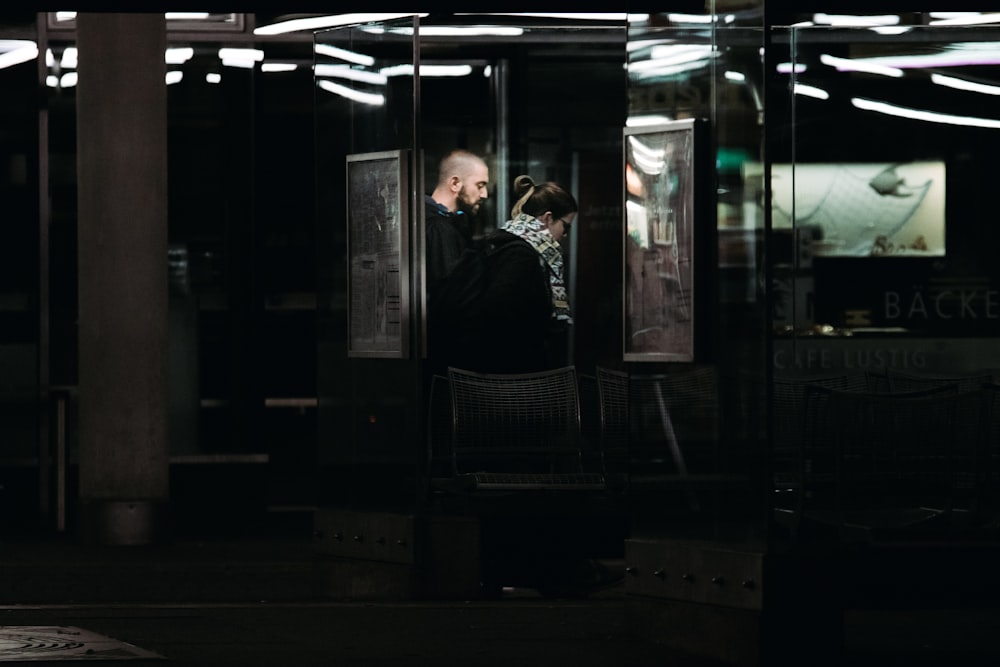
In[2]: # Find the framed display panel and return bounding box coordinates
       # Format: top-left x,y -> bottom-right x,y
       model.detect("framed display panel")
623,119 -> 697,362
346,150 -> 410,358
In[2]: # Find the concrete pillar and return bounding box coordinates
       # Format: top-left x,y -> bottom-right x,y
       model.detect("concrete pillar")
75,13 -> 170,545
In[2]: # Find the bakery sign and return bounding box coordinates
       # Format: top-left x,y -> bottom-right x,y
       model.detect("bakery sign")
883,286 -> 1000,323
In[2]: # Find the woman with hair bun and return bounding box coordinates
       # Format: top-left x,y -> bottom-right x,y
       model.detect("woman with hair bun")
470,174 -> 578,373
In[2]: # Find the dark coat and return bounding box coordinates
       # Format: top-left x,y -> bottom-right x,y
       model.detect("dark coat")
427,229 -> 570,376
473,230 -> 555,373
425,195 -> 473,290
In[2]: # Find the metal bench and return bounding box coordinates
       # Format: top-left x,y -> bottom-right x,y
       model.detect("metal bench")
433,366 -> 606,493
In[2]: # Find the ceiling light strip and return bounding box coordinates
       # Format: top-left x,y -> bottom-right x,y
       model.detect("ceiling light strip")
853,97 -> 1000,129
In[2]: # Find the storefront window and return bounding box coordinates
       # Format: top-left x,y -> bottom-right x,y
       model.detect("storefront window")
770,18 -> 1000,548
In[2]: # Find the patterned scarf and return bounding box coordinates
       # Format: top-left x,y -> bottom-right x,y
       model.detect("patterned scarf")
500,213 -> 573,324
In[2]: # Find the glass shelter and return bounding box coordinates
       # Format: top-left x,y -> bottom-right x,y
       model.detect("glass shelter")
311,10 -> 778,653
3,8 -> 1000,666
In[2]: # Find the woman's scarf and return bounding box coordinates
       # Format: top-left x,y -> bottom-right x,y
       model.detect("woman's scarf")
500,213 -> 573,324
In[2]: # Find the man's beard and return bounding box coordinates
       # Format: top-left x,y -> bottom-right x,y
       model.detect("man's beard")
457,187 -> 482,215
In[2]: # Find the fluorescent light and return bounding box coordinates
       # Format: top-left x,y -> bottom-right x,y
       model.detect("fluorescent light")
846,45 -> 1000,69
820,53 -> 903,77
166,70 -> 183,85
667,13 -> 714,24
793,83 -> 829,99
219,47 -> 263,70
929,13 -> 1000,26
725,71 -> 746,83
931,72 -> 1000,95
60,72 -> 77,88
626,115 -> 673,127
373,25 -> 523,37
317,79 -> 385,106
476,13 -> 626,21
420,64 -> 473,77
206,73 -> 222,84
628,135 -> 665,174
629,46 -> 715,79
315,43 -> 375,67
379,64 -> 473,77
165,12 -> 209,20
813,13 -> 900,27
314,64 -> 387,85
218,48 -> 263,61
0,41 -> 38,70
649,44 -> 716,67
221,58 -> 256,69
262,63 -> 298,73
165,47 -> 193,65
629,45 -> 715,79
630,61 -> 710,79
853,97 -> 1000,129
628,134 -> 665,161
777,62 -> 806,74
627,39 -> 676,53
255,13 -> 425,36
61,47 -> 77,69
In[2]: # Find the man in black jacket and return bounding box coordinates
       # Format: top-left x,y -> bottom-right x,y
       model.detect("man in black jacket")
425,149 -> 490,290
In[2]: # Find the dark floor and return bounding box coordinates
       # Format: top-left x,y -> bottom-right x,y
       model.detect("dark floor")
1,527 -> 999,666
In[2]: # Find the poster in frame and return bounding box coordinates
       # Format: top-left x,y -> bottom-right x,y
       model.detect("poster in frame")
346,149 -> 410,358
623,119 -> 696,362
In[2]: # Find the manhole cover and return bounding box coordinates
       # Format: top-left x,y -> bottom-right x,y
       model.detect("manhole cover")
0,626 -> 163,662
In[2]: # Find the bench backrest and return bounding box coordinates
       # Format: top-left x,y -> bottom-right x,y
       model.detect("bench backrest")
447,365 -> 584,476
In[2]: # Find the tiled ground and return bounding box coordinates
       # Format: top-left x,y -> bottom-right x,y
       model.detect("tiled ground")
0,537 -> 998,666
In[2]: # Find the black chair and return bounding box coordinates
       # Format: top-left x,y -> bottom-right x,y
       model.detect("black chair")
436,365 -> 606,492
577,371 -> 607,479
595,365 -> 718,509
772,372 -> 869,511
976,382 -> 1000,525
426,373 -> 453,479
595,367 -> 629,484
797,384 -> 985,543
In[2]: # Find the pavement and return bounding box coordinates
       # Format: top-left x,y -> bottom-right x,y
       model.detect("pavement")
1,527 -> 999,666
0,527 -> 675,667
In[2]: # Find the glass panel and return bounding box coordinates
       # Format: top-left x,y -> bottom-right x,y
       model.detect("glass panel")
315,17 -> 420,512
0,34 -> 39,348
40,27 -> 320,532
419,15 -> 631,588
165,40 -> 257,461
627,12 -> 768,548
315,13 -> 633,542
418,14 -> 628,373
776,20 -> 1000,547
46,38 -> 78,391
0,21 -> 42,534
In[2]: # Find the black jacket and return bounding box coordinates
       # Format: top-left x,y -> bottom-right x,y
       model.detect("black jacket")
475,231 -> 554,372
425,195 -> 473,290
451,231 -> 566,374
